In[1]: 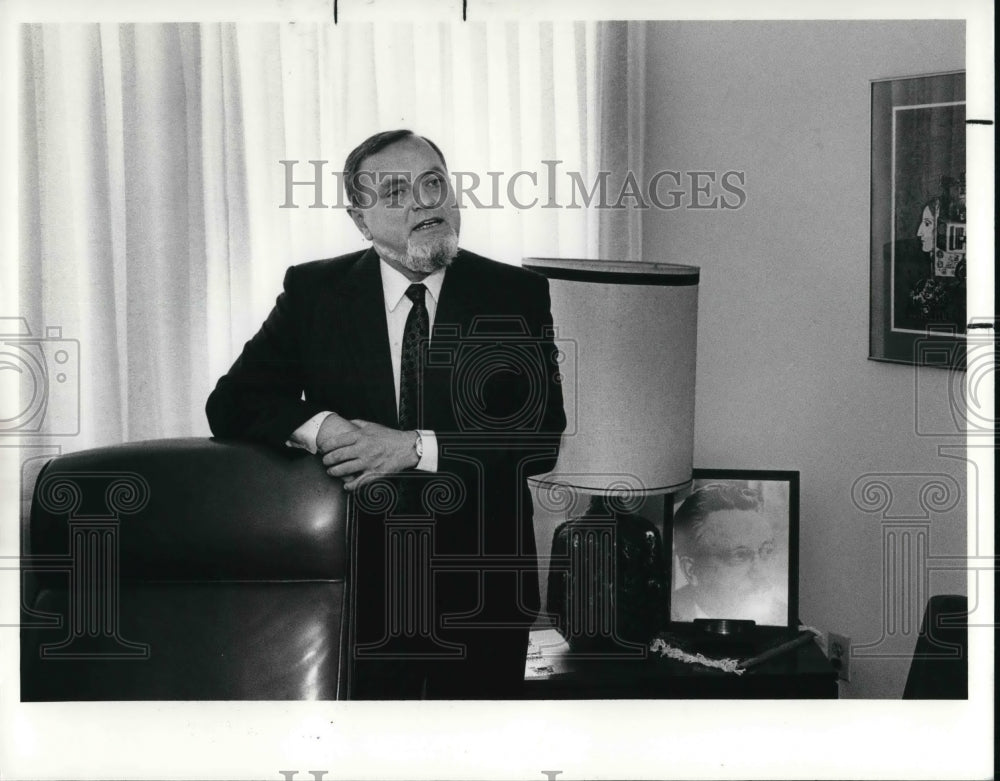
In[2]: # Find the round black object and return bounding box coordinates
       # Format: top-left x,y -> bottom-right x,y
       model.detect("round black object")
693,618 -> 757,636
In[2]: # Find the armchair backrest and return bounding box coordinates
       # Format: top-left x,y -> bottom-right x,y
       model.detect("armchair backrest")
21,438 -> 351,701
27,438 -> 346,580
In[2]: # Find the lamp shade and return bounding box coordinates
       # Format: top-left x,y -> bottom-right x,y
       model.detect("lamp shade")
524,258 -> 699,496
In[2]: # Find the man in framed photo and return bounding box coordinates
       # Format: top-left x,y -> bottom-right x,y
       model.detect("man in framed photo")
671,482 -> 788,625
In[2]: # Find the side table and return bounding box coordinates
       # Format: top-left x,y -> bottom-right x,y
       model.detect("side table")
523,628 -> 839,699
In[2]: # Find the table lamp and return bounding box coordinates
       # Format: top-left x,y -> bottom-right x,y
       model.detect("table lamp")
523,257 -> 700,652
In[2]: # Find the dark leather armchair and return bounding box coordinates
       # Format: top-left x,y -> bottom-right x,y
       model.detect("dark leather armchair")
902,594 -> 968,699
20,438 -> 351,700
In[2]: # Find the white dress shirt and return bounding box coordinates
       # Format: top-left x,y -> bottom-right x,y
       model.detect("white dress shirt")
287,259 -> 444,472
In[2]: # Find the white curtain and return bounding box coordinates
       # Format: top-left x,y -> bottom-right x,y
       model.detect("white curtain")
18,21 -> 645,450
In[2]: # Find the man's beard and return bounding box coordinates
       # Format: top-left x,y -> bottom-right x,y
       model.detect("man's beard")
375,228 -> 459,274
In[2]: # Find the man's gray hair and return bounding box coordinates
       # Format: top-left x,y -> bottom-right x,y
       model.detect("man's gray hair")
343,129 -> 448,208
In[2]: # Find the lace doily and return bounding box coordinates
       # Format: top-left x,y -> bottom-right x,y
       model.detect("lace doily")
648,637 -> 745,675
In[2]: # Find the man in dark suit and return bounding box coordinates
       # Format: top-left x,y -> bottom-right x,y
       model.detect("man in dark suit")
206,129 -> 566,699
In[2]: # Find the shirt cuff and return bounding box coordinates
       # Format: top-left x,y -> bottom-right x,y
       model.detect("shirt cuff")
415,430 -> 438,472
285,412 -> 332,454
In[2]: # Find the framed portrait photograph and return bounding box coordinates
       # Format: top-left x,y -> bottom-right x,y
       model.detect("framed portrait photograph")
667,469 -> 799,629
869,71 -> 967,369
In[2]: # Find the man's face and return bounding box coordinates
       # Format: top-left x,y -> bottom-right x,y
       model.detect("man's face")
679,509 -> 777,617
348,136 -> 461,278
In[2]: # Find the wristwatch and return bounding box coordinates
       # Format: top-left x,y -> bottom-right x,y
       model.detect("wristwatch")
413,431 -> 424,461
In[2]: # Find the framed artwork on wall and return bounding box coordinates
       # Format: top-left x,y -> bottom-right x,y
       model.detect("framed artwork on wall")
869,71 -> 967,369
666,469 -> 799,629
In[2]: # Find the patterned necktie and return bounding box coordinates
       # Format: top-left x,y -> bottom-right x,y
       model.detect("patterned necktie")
398,283 -> 428,430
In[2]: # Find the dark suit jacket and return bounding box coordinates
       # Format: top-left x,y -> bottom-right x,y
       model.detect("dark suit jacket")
206,247 -> 566,628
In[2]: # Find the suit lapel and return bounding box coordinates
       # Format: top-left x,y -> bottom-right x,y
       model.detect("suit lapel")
426,252 -> 480,431
433,251 -> 479,340
336,249 -> 399,428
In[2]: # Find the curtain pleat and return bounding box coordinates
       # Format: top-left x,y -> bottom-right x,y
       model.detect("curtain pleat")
597,20 -> 645,261
18,20 -> 644,448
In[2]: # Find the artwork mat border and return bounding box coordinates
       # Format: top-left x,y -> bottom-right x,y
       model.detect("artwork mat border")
868,69 -> 967,369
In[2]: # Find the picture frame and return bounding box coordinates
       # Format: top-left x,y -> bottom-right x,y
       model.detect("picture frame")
666,469 -> 799,629
869,71 -> 967,369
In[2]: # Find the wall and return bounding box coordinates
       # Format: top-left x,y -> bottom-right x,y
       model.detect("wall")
641,20 -> 968,698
